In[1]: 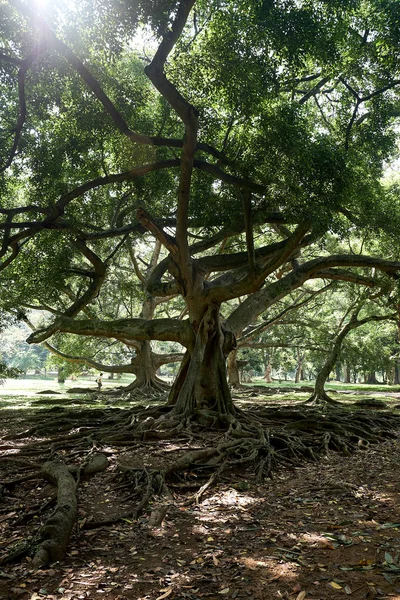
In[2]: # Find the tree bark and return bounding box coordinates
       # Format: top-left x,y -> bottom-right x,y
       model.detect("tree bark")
366,371 -> 379,384
168,304 -> 237,418
295,349 -> 304,383
32,460 -> 77,568
335,362 -> 342,381
395,363 -> 400,384
264,363 -> 273,383
227,349 -> 240,387
124,340 -> 170,392
308,310 -> 394,403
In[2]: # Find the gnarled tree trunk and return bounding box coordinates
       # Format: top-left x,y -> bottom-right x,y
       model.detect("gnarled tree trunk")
124,341 -> 170,393
168,304 -> 237,419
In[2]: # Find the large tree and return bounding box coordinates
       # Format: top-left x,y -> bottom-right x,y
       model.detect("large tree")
2,0 -> 400,421
4,1 -> 400,566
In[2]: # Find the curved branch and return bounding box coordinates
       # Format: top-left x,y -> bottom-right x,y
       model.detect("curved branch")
1,41 -> 48,173
63,239 -> 107,318
228,254 -> 400,335
9,0 -> 225,162
27,315 -> 195,348
153,352 -> 185,368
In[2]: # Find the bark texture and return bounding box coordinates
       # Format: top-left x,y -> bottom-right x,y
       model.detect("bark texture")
33,460 -> 77,568
169,305 -> 236,418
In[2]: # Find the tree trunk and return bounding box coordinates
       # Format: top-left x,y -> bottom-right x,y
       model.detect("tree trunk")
227,349 -> 240,387
57,367 -> 65,384
345,364 -> 351,383
124,341 -> 169,393
264,363 -> 272,383
335,363 -> 341,381
295,352 -> 303,383
366,371 -> 379,384
307,315 -> 363,404
168,305 -> 236,419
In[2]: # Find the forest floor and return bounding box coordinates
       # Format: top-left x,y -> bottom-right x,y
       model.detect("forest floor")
1,382 -> 400,600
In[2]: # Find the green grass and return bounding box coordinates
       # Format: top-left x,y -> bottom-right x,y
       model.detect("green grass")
0,374 -> 136,411
249,378 -> 400,393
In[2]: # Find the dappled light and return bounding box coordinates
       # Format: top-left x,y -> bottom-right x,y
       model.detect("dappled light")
2,382 -> 400,598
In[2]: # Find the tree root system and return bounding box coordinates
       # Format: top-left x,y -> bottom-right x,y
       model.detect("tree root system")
2,400 -> 400,567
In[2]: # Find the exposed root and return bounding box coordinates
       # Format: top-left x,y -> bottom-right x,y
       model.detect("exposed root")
118,378 -> 170,396
304,389 -> 343,406
32,460 -> 77,568
3,400 -> 400,567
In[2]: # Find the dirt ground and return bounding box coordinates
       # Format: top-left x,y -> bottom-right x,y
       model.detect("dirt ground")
1,392 -> 400,600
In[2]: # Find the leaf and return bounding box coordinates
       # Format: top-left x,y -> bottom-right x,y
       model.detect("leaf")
156,587 -> 173,600
329,581 -> 343,590
219,589 -> 230,595
385,552 -> 393,564
296,591 -> 307,600
344,585 -> 352,595
383,573 -> 394,584
213,555 -> 220,566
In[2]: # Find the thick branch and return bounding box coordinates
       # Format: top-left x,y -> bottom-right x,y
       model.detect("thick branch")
207,223 -> 311,303
144,0 -> 198,274
228,254 -> 400,335
27,316 -> 194,347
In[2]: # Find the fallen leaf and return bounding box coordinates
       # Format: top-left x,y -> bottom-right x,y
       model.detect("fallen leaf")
385,552 -> 393,564
296,591 -> 307,600
219,588 -> 230,594
329,581 -> 342,590
213,555 -> 220,566
156,587 -> 173,600
344,585 -> 352,595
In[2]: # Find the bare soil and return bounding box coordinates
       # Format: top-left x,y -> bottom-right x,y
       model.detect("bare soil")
1,390 -> 400,600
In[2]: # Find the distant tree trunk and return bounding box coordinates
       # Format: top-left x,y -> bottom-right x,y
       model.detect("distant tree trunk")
264,363 -> 272,383
335,363 -> 341,381
124,341 -> 170,393
366,371 -> 379,384
307,310 -> 368,404
344,364 -> 351,383
395,364 -> 400,384
227,349 -> 240,387
295,349 -> 303,383
58,367 -> 65,383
